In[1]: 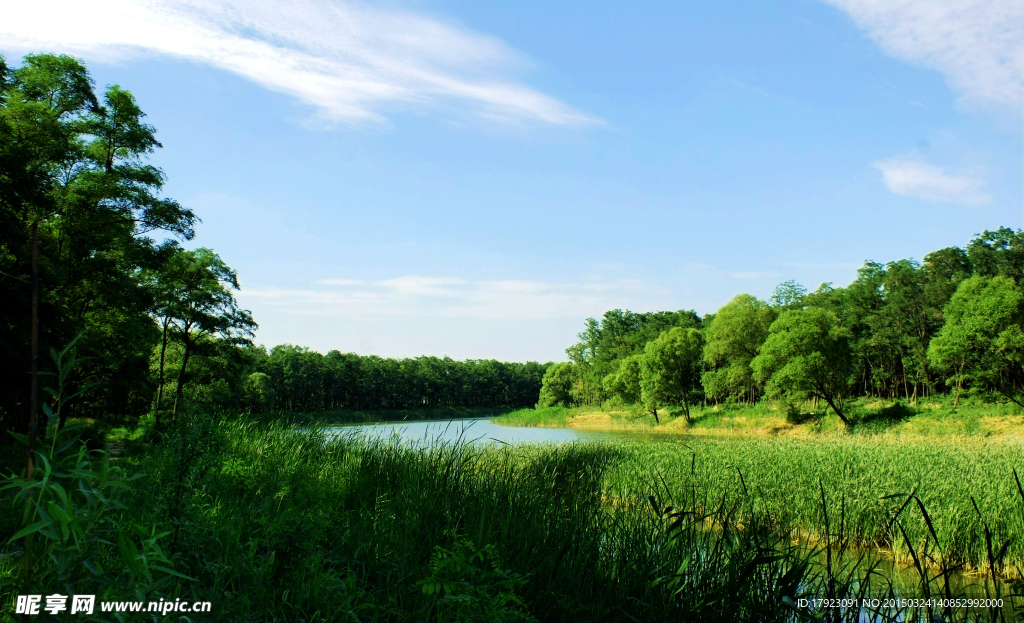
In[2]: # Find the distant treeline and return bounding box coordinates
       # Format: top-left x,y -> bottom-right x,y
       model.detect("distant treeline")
244,347 -> 549,412
149,343 -> 550,415
542,228 -> 1024,425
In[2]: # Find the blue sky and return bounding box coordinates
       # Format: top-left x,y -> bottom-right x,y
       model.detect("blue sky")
3,0 -> 1021,361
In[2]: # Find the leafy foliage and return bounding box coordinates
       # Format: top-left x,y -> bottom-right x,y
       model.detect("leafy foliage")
928,275 -> 1024,406
417,536 -> 535,622
751,307 -> 854,425
640,327 -> 704,422
701,294 -> 775,403
0,53 -> 196,426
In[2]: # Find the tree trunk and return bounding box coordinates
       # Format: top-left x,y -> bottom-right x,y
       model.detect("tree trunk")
156,318 -> 170,418
822,394 -> 851,427
953,361 -> 965,407
172,337 -> 193,421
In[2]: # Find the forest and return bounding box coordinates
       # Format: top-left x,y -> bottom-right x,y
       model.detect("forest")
540,231 -> 1024,425
0,53 -> 547,436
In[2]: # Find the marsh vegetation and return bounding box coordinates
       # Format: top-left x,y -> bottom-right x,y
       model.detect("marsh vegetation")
7,413 -> 1024,622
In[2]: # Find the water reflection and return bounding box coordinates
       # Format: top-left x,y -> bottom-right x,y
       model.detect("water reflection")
325,417 -> 623,446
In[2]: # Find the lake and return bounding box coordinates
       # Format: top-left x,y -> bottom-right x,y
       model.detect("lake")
325,417 -> 632,446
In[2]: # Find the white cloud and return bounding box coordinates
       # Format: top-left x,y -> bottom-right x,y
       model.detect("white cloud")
243,276 -> 673,320
822,0 -> 1024,109
872,156 -> 989,206
0,0 -> 598,126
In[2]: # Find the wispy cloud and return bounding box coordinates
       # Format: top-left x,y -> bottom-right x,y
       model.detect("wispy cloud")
872,155 -> 989,206
0,0 -> 598,126
822,0 -> 1024,110
244,276 -> 673,320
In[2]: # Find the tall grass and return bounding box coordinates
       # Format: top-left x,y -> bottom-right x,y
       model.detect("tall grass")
493,406 -> 576,427
607,436 -> 1024,573
5,412 -> 1024,621
120,414 -> 815,621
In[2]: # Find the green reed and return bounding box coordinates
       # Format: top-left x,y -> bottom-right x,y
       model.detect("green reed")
606,436 -> 1024,574
5,413 -> 1024,621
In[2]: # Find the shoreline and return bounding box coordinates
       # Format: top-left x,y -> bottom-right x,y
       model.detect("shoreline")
492,404 -> 1024,441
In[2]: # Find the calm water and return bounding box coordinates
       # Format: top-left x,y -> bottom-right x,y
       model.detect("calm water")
325,417 -> 629,446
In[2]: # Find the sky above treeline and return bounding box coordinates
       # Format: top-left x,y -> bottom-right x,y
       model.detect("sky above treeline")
2,0 -> 1022,362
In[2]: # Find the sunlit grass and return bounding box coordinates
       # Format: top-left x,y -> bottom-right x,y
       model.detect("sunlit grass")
497,397 -> 1024,439
606,435 -> 1024,571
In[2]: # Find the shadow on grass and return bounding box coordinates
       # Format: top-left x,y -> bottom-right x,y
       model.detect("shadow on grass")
853,402 -> 917,431
785,403 -> 826,425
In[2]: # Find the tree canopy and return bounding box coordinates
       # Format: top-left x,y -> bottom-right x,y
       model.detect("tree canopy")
928,275 -> 1024,407
752,307 -> 854,425
0,53 -> 195,427
640,327 -> 704,422
701,294 -> 775,403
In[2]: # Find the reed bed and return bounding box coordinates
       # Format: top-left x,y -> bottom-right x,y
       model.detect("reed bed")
607,436 -> 1024,573
5,413 -> 1024,621
120,416 -> 811,621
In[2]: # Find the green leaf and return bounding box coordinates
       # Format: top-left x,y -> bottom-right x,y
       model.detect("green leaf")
119,532 -> 145,578
7,431 -> 30,446
50,482 -> 69,506
150,565 -> 195,581
9,519 -> 54,542
55,436 -> 83,456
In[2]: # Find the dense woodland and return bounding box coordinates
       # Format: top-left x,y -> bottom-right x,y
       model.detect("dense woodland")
0,53 -> 546,433
542,230 -> 1024,425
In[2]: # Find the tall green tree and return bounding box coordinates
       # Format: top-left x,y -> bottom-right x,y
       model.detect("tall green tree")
769,280 -> 807,310
538,362 -> 576,408
565,309 -> 702,405
752,307 -> 854,426
640,327 -> 704,423
701,294 -> 776,403
0,53 -> 195,427
603,354 -> 642,405
967,228 -> 1024,280
161,248 -> 256,419
927,275 -> 1024,406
